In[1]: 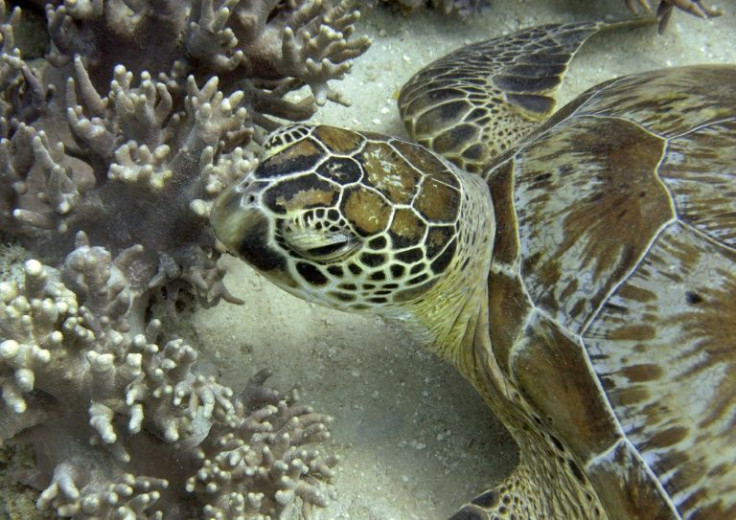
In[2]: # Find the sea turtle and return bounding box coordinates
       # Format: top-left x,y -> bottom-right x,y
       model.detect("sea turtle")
210,20 -> 736,520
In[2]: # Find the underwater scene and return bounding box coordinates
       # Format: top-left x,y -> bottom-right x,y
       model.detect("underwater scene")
0,0 -> 734,519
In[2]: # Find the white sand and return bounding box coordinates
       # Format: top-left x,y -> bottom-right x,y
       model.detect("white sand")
194,1 -> 735,518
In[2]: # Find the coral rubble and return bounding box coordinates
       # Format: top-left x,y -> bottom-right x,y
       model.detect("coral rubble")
0,1 -> 368,518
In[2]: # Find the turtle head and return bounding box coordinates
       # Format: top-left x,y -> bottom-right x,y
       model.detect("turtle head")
211,124 -> 494,331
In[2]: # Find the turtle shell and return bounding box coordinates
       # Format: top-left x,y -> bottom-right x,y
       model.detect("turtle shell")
484,65 -> 736,518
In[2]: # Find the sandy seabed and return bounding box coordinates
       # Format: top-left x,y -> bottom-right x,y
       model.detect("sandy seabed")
3,1 -> 734,519
195,1 -> 735,519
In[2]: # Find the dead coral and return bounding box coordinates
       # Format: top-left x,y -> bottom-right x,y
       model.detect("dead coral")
0,248 -> 337,519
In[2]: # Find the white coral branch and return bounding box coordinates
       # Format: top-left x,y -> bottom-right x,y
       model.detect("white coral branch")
186,0 -> 245,72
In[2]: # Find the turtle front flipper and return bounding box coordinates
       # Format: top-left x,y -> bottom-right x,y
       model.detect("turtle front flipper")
398,20 -> 651,173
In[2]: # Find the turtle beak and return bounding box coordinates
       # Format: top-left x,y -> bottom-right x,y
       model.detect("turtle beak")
210,181 -> 286,273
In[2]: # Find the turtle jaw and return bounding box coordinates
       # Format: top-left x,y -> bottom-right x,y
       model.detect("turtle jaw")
210,182 -> 293,284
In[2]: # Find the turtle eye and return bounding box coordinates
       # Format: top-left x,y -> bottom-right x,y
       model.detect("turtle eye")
281,214 -> 360,262
285,229 -> 358,262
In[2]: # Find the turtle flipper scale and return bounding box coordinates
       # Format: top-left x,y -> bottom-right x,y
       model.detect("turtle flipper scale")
398,20 -> 653,173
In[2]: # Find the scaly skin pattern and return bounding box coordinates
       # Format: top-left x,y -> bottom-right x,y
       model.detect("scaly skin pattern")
211,21 -> 736,520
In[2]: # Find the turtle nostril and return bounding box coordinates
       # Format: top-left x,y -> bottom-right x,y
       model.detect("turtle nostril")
236,178 -> 259,206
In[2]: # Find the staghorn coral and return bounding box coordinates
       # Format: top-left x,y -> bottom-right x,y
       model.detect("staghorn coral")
0,0 -> 370,309
0,245 -> 337,519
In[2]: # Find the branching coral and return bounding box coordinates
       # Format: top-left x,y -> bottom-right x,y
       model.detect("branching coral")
0,1 -> 361,517
2,65 -> 251,308
0,0 -> 370,309
39,0 -> 371,124
0,247 -> 337,519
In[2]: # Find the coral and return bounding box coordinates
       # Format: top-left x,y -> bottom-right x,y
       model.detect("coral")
0,0 -> 370,309
0,1 -> 361,517
0,248 -> 337,519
